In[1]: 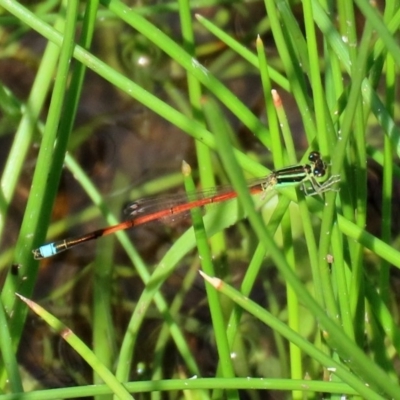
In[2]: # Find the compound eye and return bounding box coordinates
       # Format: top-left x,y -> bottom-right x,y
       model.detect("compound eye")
308,151 -> 320,163
313,166 -> 326,177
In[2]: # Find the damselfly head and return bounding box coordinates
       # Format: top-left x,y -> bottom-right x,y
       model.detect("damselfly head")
308,151 -> 327,178
312,159 -> 327,178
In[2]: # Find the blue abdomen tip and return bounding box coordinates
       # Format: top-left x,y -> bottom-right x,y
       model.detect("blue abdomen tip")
38,243 -> 57,258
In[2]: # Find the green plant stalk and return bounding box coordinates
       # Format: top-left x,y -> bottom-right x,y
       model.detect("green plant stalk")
296,192 -> 325,305
15,294 -> 133,400
0,300 -> 22,392
342,0 -> 369,334
0,377 -> 362,399
271,89 -> 296,165
281,210 -> 302,397
178,0 -> 226,261
183,161 -> 239,400
379,143 -> 393,302
338,0 -> 358,68
54,2 -> 109,385
0,27 -> 61,394
0,84 -> 21,124
379,16 -> 396,302
92,181 -> 120,387
301,0 -> 332,154
57,0 -> 99,146
311,0 -> 351,68
150,261 -> 202,383
324,41 -> 344,119
366,279 -> 400,356
162,80 -> 192,116
1,0 -> 78,353
336,0 -> 361,339
256,36 -> 283,166
0,23 -> 60,245
265,0 -> 316,144
203,101 -> 241,270
275,0 -> 310,76
330,224 -> 353,340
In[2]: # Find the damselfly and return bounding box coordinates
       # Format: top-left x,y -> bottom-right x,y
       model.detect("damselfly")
33,151 -> 340,259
